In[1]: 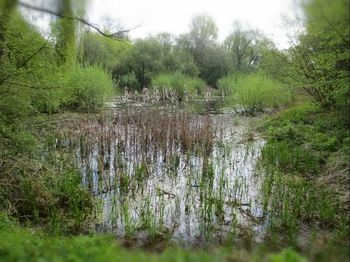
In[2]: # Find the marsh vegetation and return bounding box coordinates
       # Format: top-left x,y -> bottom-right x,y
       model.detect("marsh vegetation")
0,0 -> 349,261
55,99 -> 265,246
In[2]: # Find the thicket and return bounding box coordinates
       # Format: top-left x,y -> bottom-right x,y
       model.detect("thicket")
291,0 -> 349,109
259,0 -> 349,113
112,35 -> 200,90
80,32 -> 132,72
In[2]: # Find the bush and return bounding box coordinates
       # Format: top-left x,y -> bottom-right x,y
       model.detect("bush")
218,74 -> 291,112
151,72 -> 206,101
117,71 -> 140,90
63,66 -> 115,112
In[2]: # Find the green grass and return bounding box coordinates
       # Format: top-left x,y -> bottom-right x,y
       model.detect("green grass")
217,74 -> 291,113
259,102 -> 349,256
151,72 -> 206,101
0,212 -> 311,262
0,215 -> 219,262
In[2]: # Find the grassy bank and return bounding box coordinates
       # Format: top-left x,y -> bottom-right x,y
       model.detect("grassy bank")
259,102 -> 349,261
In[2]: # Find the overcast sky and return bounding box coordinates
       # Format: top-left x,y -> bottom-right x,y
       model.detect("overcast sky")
87,0 -> 300,48
20,0 -> 301,49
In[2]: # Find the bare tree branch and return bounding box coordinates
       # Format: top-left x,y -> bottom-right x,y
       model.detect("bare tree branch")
18,2 -> 137,40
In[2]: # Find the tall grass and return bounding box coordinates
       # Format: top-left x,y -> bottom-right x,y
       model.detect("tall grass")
218,74 -> 291,113
151,72 -> 206,101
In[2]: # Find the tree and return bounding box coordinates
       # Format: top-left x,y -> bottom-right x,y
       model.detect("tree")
113,34 -> 200,89
284,0 -> 349,108
188,15 -> 218,58
197,46 -> 231,86
80,32 -> 131,72
55,0 -> 76,67
175,15 -> 225,85
115,38 -> 169,88
224,23 -> 272,73
150,33 -> 178,72
173,49 -> 199,77
259,46 -> 292,83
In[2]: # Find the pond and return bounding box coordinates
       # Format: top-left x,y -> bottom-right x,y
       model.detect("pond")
60,98 -> 266,246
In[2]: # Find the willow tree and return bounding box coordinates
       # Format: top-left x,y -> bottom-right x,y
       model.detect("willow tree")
224,23 -> 273,73
55,0 -> 76,67
175,15 -> 224,85
188,15 -> 218,59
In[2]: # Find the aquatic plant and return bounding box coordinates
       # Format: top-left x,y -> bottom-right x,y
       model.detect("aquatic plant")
217,74 -> 291,113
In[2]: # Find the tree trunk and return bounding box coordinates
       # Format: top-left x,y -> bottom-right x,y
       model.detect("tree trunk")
55,0 -> 76,67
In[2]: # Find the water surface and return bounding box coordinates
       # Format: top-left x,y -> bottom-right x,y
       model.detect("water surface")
64,98 -> 265,245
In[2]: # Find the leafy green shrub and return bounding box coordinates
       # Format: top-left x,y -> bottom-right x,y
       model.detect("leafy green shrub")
265,103 -> 347,153
218,74 -> 291,112
30,69 -> 74,114
63,66 -> 115,112
117,71 -> 140,90
151,72 -> 206,101
265,103 -> 320,125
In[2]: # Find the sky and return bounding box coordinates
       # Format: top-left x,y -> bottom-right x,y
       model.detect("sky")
20,0 -> 301,49
86,0 -> 300,48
